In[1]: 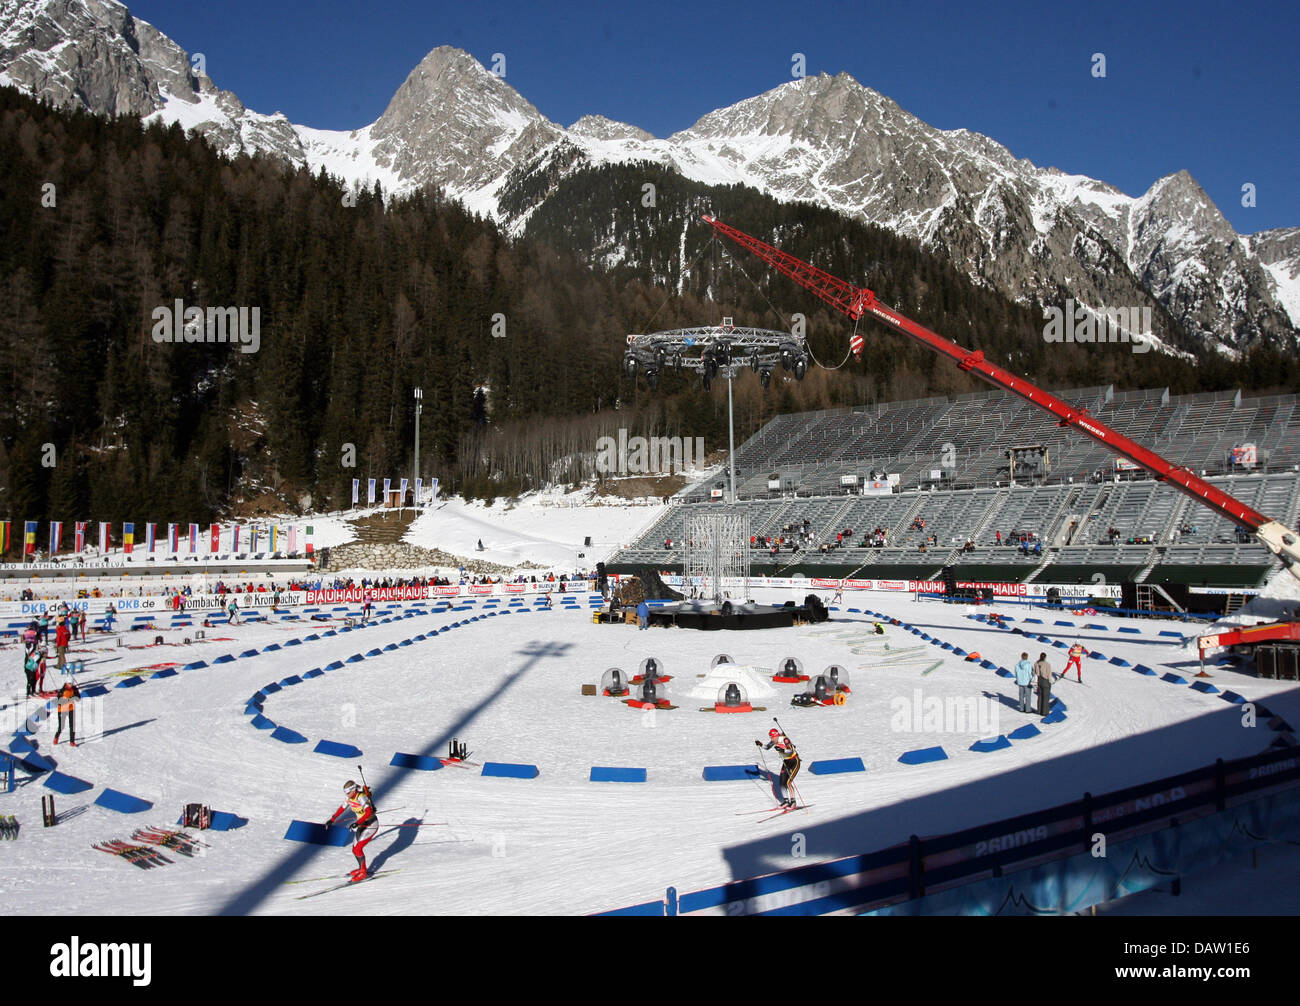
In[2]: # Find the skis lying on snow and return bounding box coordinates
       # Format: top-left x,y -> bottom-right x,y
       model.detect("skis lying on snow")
295,869 -> 401,900
131,826 -> 208,857
93,840 -> 173,869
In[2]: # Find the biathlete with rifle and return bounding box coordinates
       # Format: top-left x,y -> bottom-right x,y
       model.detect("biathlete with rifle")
325,779 -> 379,882
756,727 -> 801,808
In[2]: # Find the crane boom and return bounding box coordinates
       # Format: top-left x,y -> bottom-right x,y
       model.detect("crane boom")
702,214 -> 1300,575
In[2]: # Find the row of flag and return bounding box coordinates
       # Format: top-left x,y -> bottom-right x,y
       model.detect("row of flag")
0,521 -> 314,557
350,477 -> 439,507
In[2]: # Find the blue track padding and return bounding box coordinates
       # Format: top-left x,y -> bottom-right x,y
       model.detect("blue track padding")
1023,618 -> 1043,624
1191,680 -> 1220,694
239,649 -> 259,658
970,736 -> 1011,753
940,642 -> 953,651
809,757 -> 866,775
1036,635 -> 1052,643
183,661 -> 208,669
325,660 -> 344,669
398,639 -> 412,646
95,788 -> 153,814
899,746 -> 948,765
920,633 -> 931,641
1008,723 -> 1042,740
243,702 -> 262,716
1109,656 -> 1131,666
213,654 -> 236,664
304,634 -> 320,641
1161,672 -> 1187,684
384,643 -> 399,651
1054,620 -> 1074,627
250,715 -> 276,730
1086,623 -> 1108,630
322,630 -> 337,637
82,685 -> 109,698
1159,630 -> 1184,638
285,638 -> 302,646
365,648 -> 383,657
1052,640 -> 1067,649
279,675 -> 302,686
1118,626 -> 1140,633
1042,710 -> 1067,724
346,654 -> 365,663
263,643 -> 282,652
271,726 -> 307,744
283,820 -> 352,846
16,749 -> 55,772
590,766 -> 647,782
249,692 -> 265,705
314,739 -> 363,758
978,659 -> 997,669
702,764 -> 760,781
995,668 -> 1014,678
207,811 -> 247,831
390,752 -> 442,771
952,647 -> 966,656
1088,650 -> 1106,659
304,669 -> 324,679
262,682 -> 282,694
481,762 -> 540,779
1220,690 -> 1247,704
115,676 -> 144,688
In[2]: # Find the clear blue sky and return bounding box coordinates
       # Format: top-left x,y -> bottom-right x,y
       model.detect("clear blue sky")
126,0 -> 1298,233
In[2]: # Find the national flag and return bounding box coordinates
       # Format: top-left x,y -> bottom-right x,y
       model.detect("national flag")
98,522 -> 109,553
305,526 -> 314,555
49,522 -> 63,554
75,522 -> 87,552
288,526 -> 298,553
145,523 -> 156,553
352,479 -> 360,506
168,523 -> 178,553
210,523 -> 220,553
0,521 -> 10,553
24,521 -> 37,555
271,525 -> 280,551
188,524 -> 199,553
232,525 -> 241,552
250,527 -> 260,552
122,523 -> 134,554
367,479 -> 376,505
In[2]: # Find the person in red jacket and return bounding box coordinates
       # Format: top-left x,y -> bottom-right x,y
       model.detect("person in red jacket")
1063,642 -> 1085,682
326,780 -> 379,882
54,619 -> 71,670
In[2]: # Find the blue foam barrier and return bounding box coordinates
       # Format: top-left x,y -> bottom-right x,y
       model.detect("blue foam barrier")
898,746 -> 948,765
263,643 -> 282,652
1041,710 -> 1067,724
970,736 -> 1011,753
1109,656 -> 1131,666
1159,630 -> 1184,638
952,647 -> 967,656
95,788 -> 153,814
590,766 -> 647,782
1133,664 -> 1157,676
979,659 -> 997,669
482,762 -> 540,779
1023,618 -> 1043,624
271,726 -> 307,744
115,676 -> 144,688
390,752 -> 442,771
1088,651 -> 1106,659
1008,723 -> 1042,740
1220,690 -> 1247,704
314,739 -> 363,758
82,685 -> 109,698
207,811 -> 246,831
1191,681 -> 1220,694
1054,620 -> 1074,627
213,654 -> 236,664
325,660 -> 344,669
365,648 -> 383,657
239,649 -> 259,658
304,634 -> 320,642
283,820 -> 352,846
1052,640 -> 1067,649
809,757 -> 866,775
243,703 -> 261,716
1161,672 -> 1187,684
183,660 -> 208,669
1118,626 -> 1140,633
1085,623 -> 1108,630
920,633 -> 932,641
345,654 -> 365,663
149,667 -> 177,679
702,765 -> 760,781
940,642 -> 954,651
261,682 -> 282,694
995,668 -> 1014,678
383,643 -> 399,651
322,630 -> 337,637
250,715 -> 276,730
304,668 -> 324,679
398,639 -> 412,647
284,638 -> 302,647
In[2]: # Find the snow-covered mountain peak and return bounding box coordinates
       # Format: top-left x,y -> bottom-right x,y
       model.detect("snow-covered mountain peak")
567,114 -> 653,142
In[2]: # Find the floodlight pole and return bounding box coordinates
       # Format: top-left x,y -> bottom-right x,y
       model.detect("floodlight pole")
413,387 -> 423,509
727,367 -> 737,504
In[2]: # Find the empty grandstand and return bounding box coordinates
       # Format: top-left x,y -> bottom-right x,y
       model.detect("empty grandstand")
608,384 -> 1300,599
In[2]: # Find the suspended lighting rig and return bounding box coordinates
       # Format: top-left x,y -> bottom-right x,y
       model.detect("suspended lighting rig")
622,324 -> 809,391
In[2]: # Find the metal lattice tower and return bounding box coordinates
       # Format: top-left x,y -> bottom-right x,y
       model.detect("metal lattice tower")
683,508 -> 751,603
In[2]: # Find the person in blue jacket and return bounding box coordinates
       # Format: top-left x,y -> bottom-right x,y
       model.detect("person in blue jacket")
1014,651 -> 1034,712
636,599 -> 650,630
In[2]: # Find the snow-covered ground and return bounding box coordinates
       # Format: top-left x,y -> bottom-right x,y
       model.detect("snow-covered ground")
2,582 -> 1295,916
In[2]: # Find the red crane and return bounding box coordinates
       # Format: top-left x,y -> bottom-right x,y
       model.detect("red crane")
701,214 -> 1300,576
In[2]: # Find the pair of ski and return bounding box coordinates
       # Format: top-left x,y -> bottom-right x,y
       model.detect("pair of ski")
737,803 -> 813,823
132,826 -> 209,857
93,840 -> 172,869
291,868 -> 402,900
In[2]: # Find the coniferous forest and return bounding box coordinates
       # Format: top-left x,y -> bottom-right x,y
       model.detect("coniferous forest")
1,84 -> 1297,523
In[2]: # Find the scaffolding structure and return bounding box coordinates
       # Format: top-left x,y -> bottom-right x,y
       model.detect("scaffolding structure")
683,509 -> 751,603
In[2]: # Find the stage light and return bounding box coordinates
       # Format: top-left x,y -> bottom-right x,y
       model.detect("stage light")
646,368 -> 659,390
623,354 -> 638,378
760,369 -> 771,389
793,354 -> 808,380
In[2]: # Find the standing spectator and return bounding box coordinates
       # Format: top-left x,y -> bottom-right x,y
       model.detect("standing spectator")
22,621 -> 38,653
23,650 -> 39,698
37,610 -> 51,646
1063,642 -> 1085,682
1034,652 -> 1054,716
636,598 -> 650,630
55,618 -> 71,671
1014,652 -> 1034,713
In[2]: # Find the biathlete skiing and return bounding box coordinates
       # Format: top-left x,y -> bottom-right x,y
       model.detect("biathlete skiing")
756,727 -> 801,808
325,779 -> 379,882
1063,642 -> 1085,682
